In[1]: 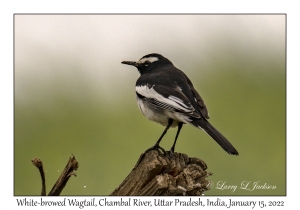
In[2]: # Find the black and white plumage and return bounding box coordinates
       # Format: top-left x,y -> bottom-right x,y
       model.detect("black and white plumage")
122,53 -> 238,155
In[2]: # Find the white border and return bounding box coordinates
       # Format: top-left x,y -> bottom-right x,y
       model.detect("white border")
1,0 -> 298,209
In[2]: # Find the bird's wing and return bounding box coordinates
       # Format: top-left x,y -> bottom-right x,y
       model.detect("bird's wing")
136,84 -> 201,118
183,74 -> 210,119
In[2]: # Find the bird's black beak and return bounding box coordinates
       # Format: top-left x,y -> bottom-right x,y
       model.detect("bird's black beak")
121,61 -> 138,67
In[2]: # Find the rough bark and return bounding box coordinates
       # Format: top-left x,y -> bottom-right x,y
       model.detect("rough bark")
110,150 -> 211,196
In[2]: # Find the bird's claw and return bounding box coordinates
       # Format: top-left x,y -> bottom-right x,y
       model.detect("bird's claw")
145,144 -> 166,156
165,150 -> 175,159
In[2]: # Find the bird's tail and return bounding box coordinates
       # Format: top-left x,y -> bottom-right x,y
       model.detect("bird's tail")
191,119 -> 239,155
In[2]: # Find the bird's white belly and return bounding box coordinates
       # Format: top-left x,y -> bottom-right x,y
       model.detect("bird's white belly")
136,97 -> 191,127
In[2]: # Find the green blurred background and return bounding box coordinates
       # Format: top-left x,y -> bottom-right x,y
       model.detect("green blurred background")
14,15 -> 285,196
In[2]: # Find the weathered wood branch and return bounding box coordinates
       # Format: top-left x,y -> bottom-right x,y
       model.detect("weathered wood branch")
31,155 -> 79,196
31,158 -> 46,196
110,150 -> 211,196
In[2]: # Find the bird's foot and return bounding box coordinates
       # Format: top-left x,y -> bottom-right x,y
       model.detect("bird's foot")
134,144 -> 166,169
166,146 -> 176,157
165,149 -> 175,159
145,144 -> 166,156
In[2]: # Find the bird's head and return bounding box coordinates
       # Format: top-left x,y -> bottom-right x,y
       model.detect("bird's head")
122,53 -> 173,74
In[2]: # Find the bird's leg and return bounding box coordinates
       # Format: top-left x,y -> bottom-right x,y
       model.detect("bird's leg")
169,122 -> 183,155
145,118 -> 173,155
135,119 -> 173,168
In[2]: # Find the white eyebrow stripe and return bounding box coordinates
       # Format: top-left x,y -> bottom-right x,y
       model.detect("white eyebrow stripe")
138,57 -> 159,64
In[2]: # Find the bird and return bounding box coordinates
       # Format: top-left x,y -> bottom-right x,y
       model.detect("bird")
121,53 -> 238,155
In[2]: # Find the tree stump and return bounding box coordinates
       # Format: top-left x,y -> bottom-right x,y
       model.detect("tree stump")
110,150 -> 211,196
